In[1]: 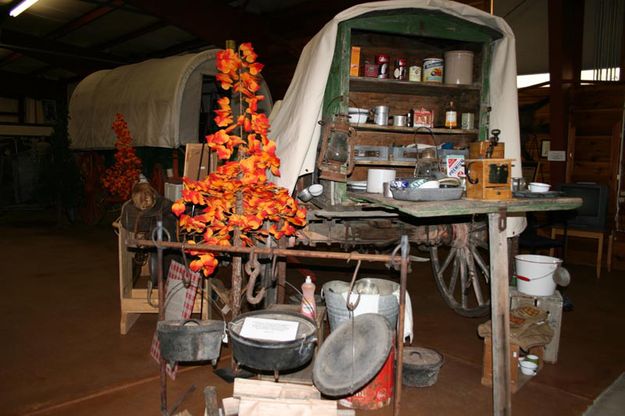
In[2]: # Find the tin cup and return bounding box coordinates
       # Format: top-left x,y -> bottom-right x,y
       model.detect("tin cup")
525,354 -> 540,365
512,177 -> 527,192
373,105 -> 389,126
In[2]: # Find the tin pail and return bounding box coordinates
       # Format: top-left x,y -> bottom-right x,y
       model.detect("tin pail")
515,254 -> 562,296
322,279 -> 399,331
444,50 -> 474,85
339,341 -> 395,410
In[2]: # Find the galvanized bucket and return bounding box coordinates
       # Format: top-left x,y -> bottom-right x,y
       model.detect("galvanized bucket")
322,278 -> 399,331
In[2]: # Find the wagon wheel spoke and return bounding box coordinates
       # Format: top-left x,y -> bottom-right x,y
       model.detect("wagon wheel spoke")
470,245 -> 490,283
430,221 -> 490,317
466,247 -> 486,306
459,250 -> 469,309
438,247 -> 457,277
449,253 -> 460,295
471,236 -> 489,250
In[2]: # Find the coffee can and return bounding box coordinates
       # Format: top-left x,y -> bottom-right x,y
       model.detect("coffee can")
423,58 -> 444,83
393,58 -> 407,80
376,54 -> 390,79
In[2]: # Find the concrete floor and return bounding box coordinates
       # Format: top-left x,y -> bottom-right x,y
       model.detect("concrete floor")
1,214 -> 624,416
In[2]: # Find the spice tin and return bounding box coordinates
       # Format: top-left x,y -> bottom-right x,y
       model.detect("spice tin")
423,58 -> 444,83
364,62 -> 378,78
376,54 -> 390,79
408,65 -> 421,82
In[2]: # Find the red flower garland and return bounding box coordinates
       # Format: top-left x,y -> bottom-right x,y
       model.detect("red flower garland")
101,114 -> 142,201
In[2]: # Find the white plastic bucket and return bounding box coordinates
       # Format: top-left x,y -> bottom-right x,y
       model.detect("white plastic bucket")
514,254 -> 562,296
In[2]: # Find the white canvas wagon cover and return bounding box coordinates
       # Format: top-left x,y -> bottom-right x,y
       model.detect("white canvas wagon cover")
69,50 -> 222,149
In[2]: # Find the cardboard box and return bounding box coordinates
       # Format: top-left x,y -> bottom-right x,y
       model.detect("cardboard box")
441,155 -> 466,177
350,46 -> 361,77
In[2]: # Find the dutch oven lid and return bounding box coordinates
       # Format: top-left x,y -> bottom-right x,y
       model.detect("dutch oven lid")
312,313 -> 392,397
403,346 -> 444,369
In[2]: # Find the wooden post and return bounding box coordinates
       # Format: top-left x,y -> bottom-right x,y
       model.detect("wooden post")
204,386 -> 219,416
488,212 -> 511,415
548,0 -> 585,187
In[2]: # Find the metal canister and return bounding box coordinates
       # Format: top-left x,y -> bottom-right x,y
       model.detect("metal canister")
408,65 -> 421,82
423,58 -> 444,83
393,58 -> 407,80
376,54 -> 390,79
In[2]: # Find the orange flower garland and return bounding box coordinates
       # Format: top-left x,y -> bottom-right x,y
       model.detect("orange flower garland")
101,114 -> 142,201
173,43 -> 306,277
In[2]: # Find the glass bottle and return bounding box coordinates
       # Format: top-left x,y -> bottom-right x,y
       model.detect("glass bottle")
445,101 -> 457,129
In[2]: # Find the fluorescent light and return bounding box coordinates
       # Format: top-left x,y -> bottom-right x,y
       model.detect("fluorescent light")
9,0 -> 40,17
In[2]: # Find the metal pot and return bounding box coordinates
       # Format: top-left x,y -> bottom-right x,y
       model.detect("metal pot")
402,346 -> 444,387
228,310 -> 317,372
393,115 -> 407,127
157,319 -> 225,364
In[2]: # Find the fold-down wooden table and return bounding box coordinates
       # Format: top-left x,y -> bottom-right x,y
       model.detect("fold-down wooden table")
348,193 -> 582,416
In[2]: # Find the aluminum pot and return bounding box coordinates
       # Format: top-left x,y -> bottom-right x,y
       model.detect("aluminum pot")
228,310 -> 317,372
157,319 -> 225,364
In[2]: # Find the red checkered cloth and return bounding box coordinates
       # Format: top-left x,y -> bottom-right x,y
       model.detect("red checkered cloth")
150,260 -> 201,380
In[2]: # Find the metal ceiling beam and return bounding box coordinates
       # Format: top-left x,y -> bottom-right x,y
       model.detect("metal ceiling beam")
47,0 -> 124,40
0,29 -> 127,74
93,20 -> 168,51
0,0 -> 124,73
126,0 -> 299,57
0,70 -> 65,99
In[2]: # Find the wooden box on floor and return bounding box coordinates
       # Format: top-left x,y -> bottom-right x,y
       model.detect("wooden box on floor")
510,288 -> 563,363
115,221 -> 209,334
481,336 -> 545,393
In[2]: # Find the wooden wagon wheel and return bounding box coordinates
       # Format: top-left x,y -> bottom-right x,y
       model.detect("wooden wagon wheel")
429,221 -> 490,317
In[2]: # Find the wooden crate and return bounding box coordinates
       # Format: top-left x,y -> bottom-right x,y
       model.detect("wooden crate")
510,288 -> 563,363
481,336 -> 544,393
465,158 -> 513,200
115,222 -> 209,334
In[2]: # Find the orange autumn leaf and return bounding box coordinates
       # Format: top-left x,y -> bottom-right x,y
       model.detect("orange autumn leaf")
172,200 -> 186,216
239,42 -> 258,63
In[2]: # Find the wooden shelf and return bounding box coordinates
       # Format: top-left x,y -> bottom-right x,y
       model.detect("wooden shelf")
350,76 -> 480,95
354,159 -> 416,167
352,122 -> 478,135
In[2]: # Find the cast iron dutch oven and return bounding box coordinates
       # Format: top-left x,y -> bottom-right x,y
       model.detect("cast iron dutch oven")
228,310 -> 317,372
157,319 -> 225,364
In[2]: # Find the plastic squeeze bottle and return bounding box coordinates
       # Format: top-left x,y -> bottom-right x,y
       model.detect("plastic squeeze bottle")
300,276 -> 316,319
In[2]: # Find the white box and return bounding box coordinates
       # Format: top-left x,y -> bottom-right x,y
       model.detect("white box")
164,182 -> 183,202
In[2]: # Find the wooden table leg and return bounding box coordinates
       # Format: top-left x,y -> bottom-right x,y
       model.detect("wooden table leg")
488,213 -> 512,416
394,235 -> 409,416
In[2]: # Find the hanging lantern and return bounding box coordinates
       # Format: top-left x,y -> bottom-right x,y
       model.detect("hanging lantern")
316,113 -> 355,182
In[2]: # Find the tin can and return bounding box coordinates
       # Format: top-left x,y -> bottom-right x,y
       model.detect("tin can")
376,54 -> 390,79
423,58 -> 444,83
364,61 -> 378,78
393,58 -> 407,80
408,65 -> 421,82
